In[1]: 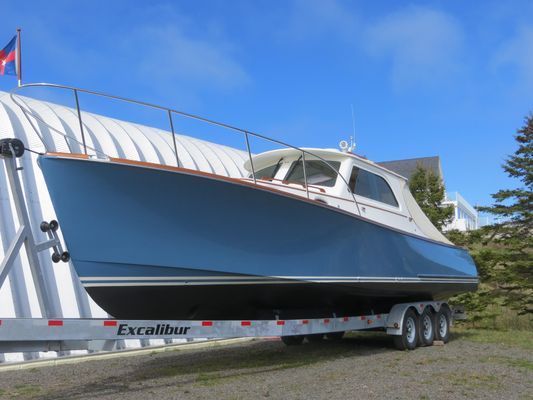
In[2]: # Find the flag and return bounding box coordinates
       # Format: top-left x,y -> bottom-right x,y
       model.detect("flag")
0,35 -> 17,76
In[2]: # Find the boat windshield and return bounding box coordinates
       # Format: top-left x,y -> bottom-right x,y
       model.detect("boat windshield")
284,160 -> 340,187
248,158 -> 283,179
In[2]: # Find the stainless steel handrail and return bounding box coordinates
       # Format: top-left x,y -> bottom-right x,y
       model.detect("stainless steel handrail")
9,82 -> 361,215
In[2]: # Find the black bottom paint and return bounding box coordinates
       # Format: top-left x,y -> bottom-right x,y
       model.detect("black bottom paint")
86,281 -> 477,320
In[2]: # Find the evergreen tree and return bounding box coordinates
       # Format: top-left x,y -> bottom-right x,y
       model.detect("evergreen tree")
473,114 -> 533,315
409,165 -> 454,231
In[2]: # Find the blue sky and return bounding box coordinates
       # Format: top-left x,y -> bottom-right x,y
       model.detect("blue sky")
0,0 -> 531,209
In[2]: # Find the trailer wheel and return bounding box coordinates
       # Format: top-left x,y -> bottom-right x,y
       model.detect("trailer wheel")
306,333 -> 324,343
325,331 -> 344,341
281,335 -> 304,346
393,308 -> 419,350
434,308 -> 451,343
419,308 -> 434,346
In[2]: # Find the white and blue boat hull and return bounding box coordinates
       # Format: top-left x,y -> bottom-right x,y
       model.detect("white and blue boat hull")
38,155 -> 478,320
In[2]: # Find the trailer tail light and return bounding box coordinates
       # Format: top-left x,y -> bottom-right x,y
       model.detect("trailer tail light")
241,321 -> 251,326
103,320 -> 117,327
276,320 -> 285,326
202,321 -> 213,327
302,320 -> 309,325
48,320 -> 63,326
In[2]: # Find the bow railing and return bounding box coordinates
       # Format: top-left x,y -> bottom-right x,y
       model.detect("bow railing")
9,83 -> 361,215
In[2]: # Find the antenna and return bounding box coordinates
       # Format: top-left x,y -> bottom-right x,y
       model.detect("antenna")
350,104 -> 357,152
339,105 -> 358,153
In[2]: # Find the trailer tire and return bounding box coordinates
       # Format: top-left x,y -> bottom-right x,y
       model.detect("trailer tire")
434,308 -> 451,343
393,308 -> 419,350
281,335 -> 305,346
325,331 -> 344,341
419,308 -> 435,346
306,333 -> 324,343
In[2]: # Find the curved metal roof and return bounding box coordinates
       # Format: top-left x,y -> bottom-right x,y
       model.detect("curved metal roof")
0,92 -> 249,176
0,91 -> 248,362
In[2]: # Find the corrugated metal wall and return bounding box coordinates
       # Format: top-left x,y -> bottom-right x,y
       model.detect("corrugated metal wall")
0,91 -> 249,362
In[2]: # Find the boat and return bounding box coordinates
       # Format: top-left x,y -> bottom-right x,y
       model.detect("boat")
37,138 -> 478,320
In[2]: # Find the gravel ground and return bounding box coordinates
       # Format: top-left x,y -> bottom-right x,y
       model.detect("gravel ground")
0,332 -> 531,400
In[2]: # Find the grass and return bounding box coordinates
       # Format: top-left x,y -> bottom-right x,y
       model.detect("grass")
456,305 -> 533,331
0,384 -> 42,398
505,358 -> 533,371
453,327 -> 533,350
131,336 -> 389,385
480,355 -> 533,371
440,372 -> 500,391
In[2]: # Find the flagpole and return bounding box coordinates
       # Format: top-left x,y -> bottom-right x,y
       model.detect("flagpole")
16,28 -> 22,87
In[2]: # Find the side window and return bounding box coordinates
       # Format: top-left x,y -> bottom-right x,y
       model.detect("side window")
349,167 -> 399,207
250,163 -> 281,179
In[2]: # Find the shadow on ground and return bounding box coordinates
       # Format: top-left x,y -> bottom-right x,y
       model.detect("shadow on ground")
39,332 -> 395,399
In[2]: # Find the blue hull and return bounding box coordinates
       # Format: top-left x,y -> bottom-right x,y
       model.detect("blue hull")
38,156 -> 478,319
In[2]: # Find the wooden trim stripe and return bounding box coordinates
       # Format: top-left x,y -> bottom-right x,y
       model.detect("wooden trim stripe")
46,152 -> 90,159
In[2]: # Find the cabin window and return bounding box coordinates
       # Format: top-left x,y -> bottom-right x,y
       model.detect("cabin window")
249,162 -> 282,179
284,160 -> 340,187
349,167 -> 399,207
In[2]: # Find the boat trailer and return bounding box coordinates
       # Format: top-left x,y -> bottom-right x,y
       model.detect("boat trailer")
0,138 -> 456,357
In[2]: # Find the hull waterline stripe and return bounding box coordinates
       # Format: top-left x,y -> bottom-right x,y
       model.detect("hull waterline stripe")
82,277 -> 479,287
79,275 -> 479,282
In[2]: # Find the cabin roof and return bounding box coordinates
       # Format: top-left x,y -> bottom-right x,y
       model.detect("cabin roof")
245,148 -> 408,181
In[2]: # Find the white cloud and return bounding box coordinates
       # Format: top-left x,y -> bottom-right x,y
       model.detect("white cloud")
493,25 -> 533,88
280,0 -> 359,41
11,4 -> 250,96
364,6 -> 465,88
129,24 -> 250,91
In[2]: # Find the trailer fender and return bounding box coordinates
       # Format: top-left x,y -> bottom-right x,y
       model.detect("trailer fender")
386,301 -> 446,336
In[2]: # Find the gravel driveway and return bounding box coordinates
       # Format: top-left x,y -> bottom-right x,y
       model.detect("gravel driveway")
0,331 -> 531,400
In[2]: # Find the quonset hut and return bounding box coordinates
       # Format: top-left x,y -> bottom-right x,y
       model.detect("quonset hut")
0,91 -> 249,362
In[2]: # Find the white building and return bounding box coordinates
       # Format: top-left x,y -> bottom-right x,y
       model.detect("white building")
442,192 -> 484,231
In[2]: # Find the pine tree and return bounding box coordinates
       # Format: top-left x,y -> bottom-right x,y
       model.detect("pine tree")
409,164 -> 454,231
474,114 -> 533,315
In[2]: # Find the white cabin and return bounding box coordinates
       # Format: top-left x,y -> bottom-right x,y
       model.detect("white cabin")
244,148 -> 451,245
